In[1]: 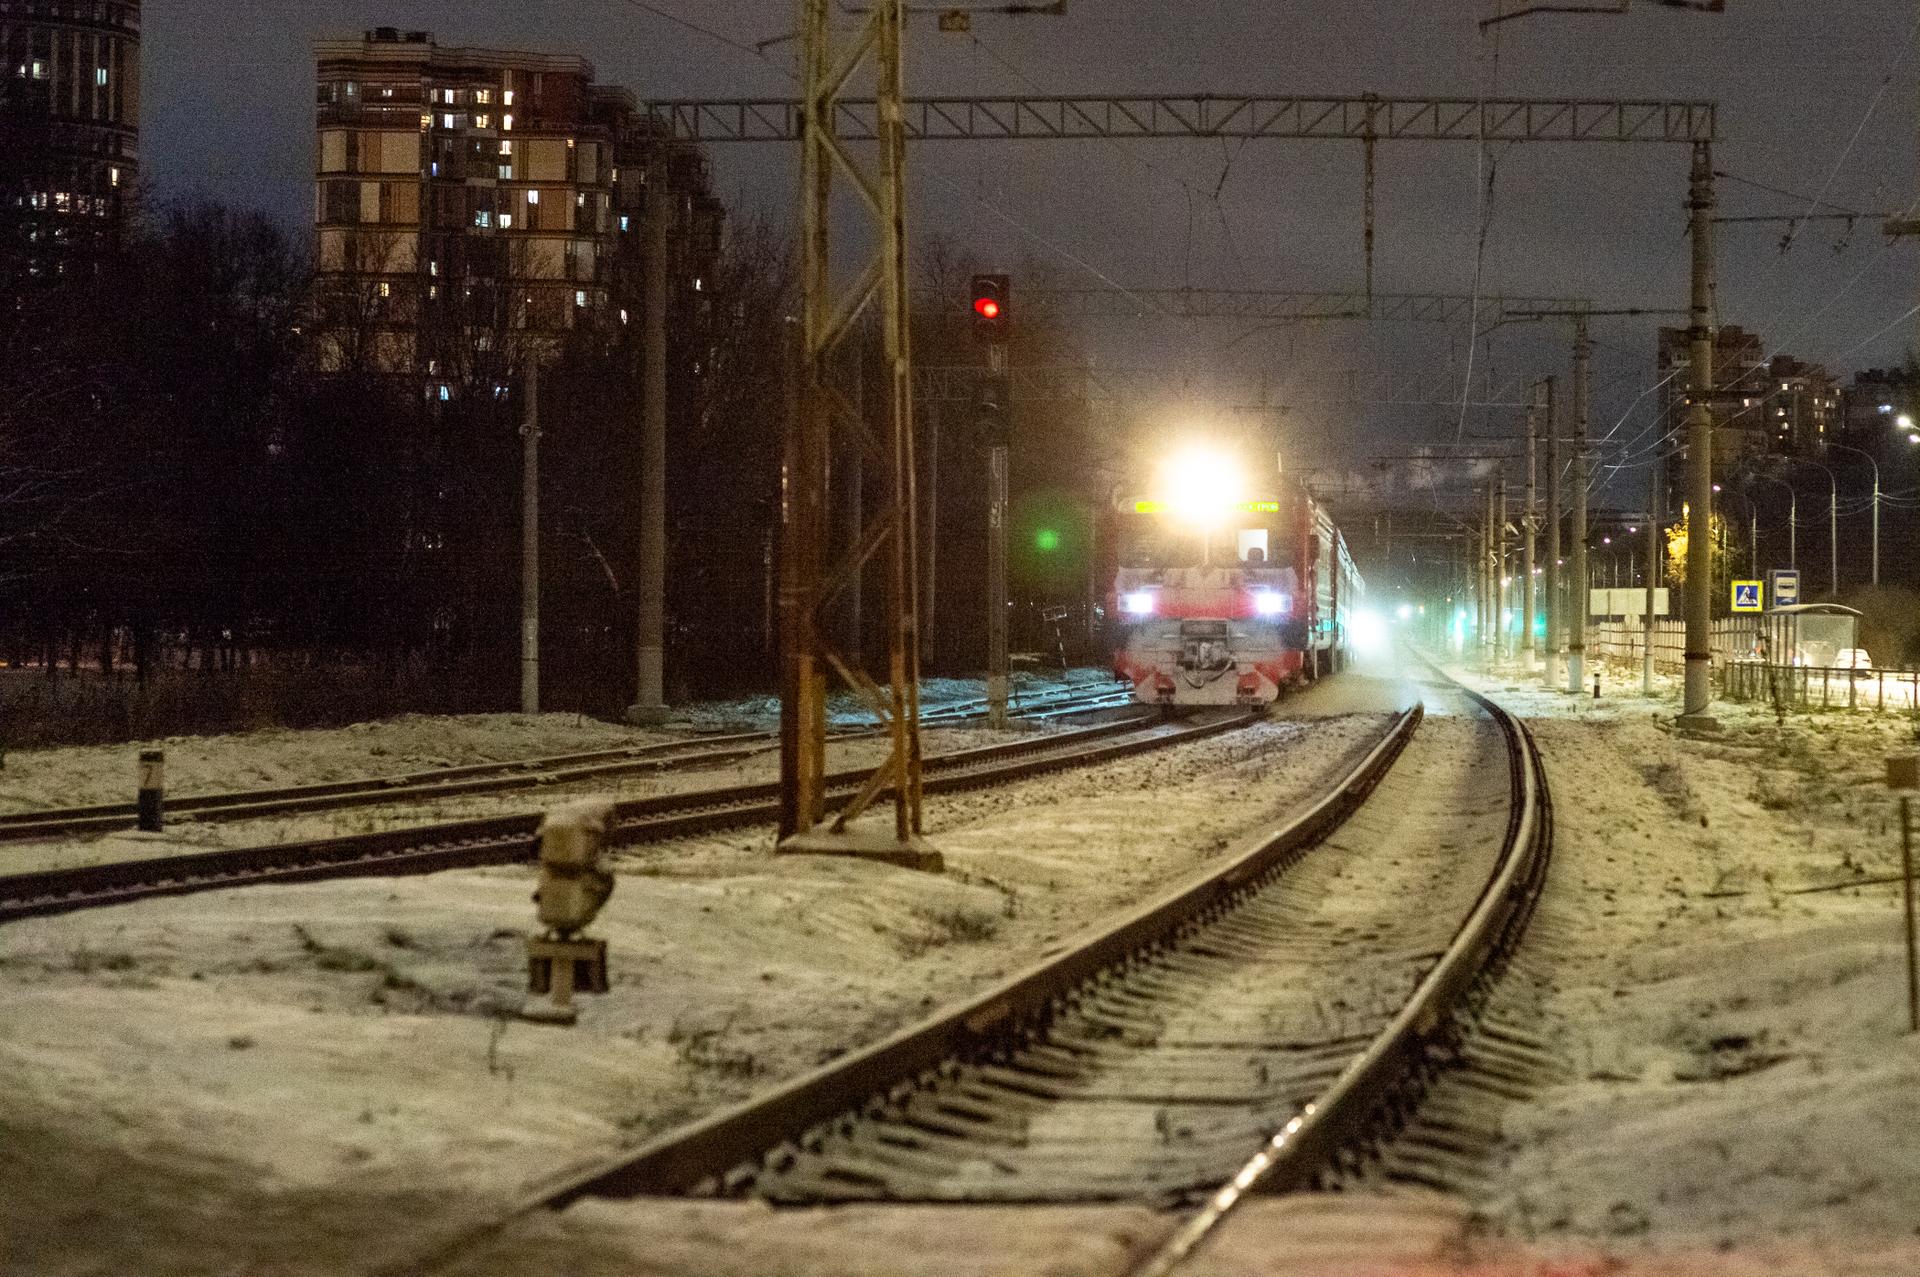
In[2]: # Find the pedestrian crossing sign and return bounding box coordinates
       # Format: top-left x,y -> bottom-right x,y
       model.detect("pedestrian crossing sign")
1731,580 -> 1763,613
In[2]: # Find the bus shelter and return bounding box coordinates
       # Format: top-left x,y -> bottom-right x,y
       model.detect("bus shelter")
1757,603 -> 1863,668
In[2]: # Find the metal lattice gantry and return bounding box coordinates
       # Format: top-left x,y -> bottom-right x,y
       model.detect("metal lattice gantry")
635,93 -> 1717,144
780,0 -> 933,864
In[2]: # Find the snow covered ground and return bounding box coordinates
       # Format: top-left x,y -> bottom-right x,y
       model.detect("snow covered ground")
0,669 -> 1119,877
1411,655 -> 1920,1275
0,682 -> 1398,1277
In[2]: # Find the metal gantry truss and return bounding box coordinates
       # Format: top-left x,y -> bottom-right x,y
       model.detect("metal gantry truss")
636,93 -> 1717,144
912,364 -> 1534,407
1016,288 -> 1593,323
780,0 -> 932,863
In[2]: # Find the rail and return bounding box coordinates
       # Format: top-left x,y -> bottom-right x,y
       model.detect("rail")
396,665 -> 1550,1274
0,707 -> 1238,925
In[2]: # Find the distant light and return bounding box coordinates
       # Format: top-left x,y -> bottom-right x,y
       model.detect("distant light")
1253,590 -> 1288,617
1350,607 -> 1388,654
1628,526 -> 1638,533
1121,590 -> 1157,616
973,296 -> 1000,319
1880,404 -> 1893,413
1900,414 -> 1915,431
1909,433 -> 1920,445
1034,527 -> 1060,553
1603,536 -> 1611,545
1396,603 -> 1414,621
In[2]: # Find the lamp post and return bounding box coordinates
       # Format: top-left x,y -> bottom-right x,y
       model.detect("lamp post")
1789,458 -> 1838,596
1825,440 -> 1881,588
1750,472 -> 1796,571
1715,483 -> 1757,578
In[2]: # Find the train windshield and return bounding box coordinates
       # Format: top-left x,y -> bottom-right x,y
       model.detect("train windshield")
1119,518 -> 1280,569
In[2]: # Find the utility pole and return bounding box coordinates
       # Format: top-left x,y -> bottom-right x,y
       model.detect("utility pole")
971,272 -> 1012,728
987,422 -> 1009,723
1644,462 -> 1659,695
520,361 -> 541,715
1567,314 -> 1591,695
1523,387 -> 1539,669
1496,471 -> 1509,661
1480,482 -> 1494,665
1543,376 -> 1562,689
1678,141 -> 1718,730
628,157 -> 671,724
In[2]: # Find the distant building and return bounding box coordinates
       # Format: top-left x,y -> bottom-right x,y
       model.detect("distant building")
310,27 -> 722,384
1840,367 -> 1920,451
0,0 -> 141,292
1762,354 -> 1840,455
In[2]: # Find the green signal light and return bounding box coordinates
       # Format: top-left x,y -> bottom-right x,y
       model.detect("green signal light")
1034,527 -> 1061,553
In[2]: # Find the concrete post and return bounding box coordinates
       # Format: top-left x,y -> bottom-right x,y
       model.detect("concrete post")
1644,463 -> 1659,695
629,158 -> 671,725
520,361 -> 541,716
1524,389 -> 1538,668
1544,376 -> 1562,689
1679,141 -> 1718,729
1568,315 -> 1591,695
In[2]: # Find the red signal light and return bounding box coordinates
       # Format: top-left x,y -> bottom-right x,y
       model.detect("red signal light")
974,296 -> 1000,319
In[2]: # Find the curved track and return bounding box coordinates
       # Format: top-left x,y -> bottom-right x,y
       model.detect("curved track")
0,706 -> 1240,926
406,660 -> 1549,1276
0,680 -> 1134,845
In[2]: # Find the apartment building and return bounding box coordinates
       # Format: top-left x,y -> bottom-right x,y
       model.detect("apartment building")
312,27 -> 721,385
0,0 -> 140,290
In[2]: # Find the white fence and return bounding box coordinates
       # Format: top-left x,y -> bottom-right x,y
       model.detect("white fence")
1584,618 -> 1750,671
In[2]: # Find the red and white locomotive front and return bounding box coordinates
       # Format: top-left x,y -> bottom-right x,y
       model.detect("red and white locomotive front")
1106,447 -> 1355,706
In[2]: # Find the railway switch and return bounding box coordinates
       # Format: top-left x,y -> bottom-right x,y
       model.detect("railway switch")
524,798 -> 616,1024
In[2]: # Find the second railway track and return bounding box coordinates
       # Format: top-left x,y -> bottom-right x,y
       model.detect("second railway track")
0,680 -> 1136,844
0,704 -> 1241,925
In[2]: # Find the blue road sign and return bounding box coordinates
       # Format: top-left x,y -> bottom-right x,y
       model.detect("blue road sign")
1731,580 -> 1763,613
1769,569 -> 1800,608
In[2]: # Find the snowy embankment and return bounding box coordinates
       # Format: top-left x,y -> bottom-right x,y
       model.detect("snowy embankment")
0,668 -> 1109,817
0,695 -> 1392,1277
1450,658 -> 1920,1275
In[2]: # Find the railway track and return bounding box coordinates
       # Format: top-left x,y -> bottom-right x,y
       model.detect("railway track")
0,705 -> 1238,926
408,663 -> 1548,1276
0,679 -> 1134,845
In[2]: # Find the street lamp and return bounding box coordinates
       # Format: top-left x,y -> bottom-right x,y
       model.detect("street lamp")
1824,440 -> 1881,587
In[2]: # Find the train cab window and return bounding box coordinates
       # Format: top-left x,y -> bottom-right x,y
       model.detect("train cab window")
1237,528 -> 1269,563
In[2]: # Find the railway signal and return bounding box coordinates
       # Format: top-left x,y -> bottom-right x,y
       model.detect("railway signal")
970,272 -> 1010,343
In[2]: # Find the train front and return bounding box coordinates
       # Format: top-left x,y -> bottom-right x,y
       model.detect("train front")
1108,447 -> 1308,707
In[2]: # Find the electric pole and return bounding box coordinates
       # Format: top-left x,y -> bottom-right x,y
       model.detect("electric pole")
1523,384 -> 1539,668
1544,376 -> 1562,689
1496,472 -> 1509,661
628,157 -> 671,724
1644,462 -> 1659,695
1679,140 -> 1719,730
972,273 -> 1012,728
520,361 -> 540,715
1568,314 -> 1591,695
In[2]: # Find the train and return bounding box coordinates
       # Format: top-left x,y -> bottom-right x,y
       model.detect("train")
1102,447 -> 1364,706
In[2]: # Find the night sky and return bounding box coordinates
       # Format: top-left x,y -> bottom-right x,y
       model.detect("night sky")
143,1 -> 1920,497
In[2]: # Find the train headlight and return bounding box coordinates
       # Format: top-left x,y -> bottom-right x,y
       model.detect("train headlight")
1252,590 -> 1288,617
1121,590 -> 1158,616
